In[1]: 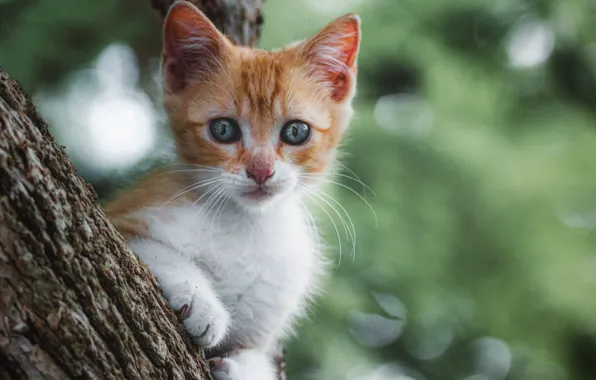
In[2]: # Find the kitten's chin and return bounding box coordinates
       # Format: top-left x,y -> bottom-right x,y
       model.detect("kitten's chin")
232,189 -> 285,213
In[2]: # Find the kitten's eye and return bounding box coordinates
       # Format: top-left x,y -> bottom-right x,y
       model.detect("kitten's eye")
209,118 -> 241,143
280,120 -> 311,146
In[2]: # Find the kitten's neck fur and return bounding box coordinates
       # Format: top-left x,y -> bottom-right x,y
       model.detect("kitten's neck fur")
127,171 -> 321,354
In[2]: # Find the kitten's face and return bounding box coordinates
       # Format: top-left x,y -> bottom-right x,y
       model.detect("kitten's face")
162,2 -> 360,211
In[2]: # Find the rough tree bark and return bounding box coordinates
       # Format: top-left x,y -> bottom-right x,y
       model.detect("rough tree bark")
0,0 -> 283,379
0,68 -> 208,379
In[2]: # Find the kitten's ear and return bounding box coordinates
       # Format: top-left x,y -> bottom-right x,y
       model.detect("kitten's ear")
162,1 -> 229,92
300,14 -> 361,102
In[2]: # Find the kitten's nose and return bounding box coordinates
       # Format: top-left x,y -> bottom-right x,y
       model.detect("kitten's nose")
246,149 -> 275,185
246,167 -> 274,185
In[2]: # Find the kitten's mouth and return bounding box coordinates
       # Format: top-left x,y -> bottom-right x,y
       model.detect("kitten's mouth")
242,188 -> 273,201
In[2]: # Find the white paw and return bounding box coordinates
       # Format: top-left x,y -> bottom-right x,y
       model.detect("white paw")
161,280 -> 230,348
209,357 -> 241,380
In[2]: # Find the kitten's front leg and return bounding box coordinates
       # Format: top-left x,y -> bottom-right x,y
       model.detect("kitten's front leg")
209,350 -> 277,380
129,238 -> 230,348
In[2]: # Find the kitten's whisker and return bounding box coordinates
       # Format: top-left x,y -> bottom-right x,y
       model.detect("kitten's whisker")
299,184 -> 343,268
299,199 -> 322,251
153,169 -> 223,179
149,162 -> 223,173
300,175 -> 378,227
216,177 -> 238,230
302,171 -> 376,197
203,186 -> 228,251
210,190 -> 228,228
193,184 -> 225,224
299,199 -> 315,236
315,189 -> 357,259
335,162 -> 374,196
159,163 -> 221,170
183,163 -> 223,171
216,194 -> 230,231
203,185 -> 228,229
303,186 -> 351,241
159,178 -> 222,211
302,186 -> 356,258
192,183 -> 223,208
202,186 -> 227,218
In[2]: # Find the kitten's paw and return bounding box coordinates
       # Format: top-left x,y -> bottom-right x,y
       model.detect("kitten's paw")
209,350 -> 277,380
209,357 -> 241,380
162,280 -> 230,348
183,301 -> 230,348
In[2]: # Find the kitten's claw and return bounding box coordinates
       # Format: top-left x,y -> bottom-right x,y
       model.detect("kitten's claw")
177,303 -> 191,320
209,357 -> 240,380
208,358 -> 224,371
161,281 -> 230,348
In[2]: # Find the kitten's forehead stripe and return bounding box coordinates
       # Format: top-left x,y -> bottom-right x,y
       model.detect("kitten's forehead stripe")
237,53 -> 288,143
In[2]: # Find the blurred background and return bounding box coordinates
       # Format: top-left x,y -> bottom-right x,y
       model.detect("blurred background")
2,0 -> 596,379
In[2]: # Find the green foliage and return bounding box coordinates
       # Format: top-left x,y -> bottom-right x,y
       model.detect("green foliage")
260,1 -> 596,379
0,0 -> 160,92
2,0 -> 596,379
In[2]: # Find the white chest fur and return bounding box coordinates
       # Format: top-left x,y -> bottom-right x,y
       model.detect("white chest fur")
139,199 -> 321,351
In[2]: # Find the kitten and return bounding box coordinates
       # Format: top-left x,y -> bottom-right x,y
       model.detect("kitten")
106,2 -> 360,379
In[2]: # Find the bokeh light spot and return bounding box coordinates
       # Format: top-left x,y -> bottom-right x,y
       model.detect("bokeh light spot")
507,19 -> 555,68
348,311 -> 405,348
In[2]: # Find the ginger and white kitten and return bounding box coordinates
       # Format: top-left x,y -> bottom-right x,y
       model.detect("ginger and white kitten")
107,2 -> 360,379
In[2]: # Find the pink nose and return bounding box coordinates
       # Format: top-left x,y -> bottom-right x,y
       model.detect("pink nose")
246,166 -> 274,185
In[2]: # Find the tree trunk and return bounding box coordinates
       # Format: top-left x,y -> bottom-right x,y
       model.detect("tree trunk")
151,0 -> 264,47
0,68 -> 209,379
0,1 -> 277,379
